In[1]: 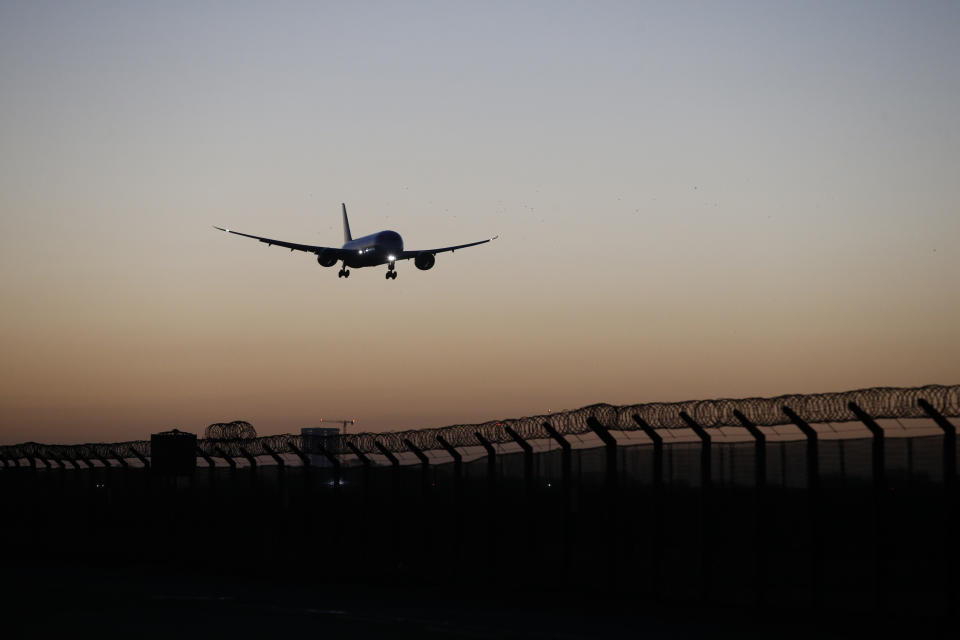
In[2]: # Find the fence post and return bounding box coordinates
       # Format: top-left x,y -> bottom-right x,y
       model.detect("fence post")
374,442 -> 400,497
917,399 -> 957,490
287,442 -> 311,499
214,446 -> 236,480
50,457 -> 66,493
76,456 -> 94,501
849,402 -> 885,491
587,417 -> 620,592
107,449 -> 128,496
848,401 -> 888,611
373,442 -> 399,467
404,439 -> 431,499
373,441 -> 401,564
917,398 -> 957,614
258,443 -> 287,561
287,443 -> 313,539
314,442 -> 341,493
436,436 -> 464,576
633,415 -> 664,599
345,442 -> 372,561
503,426 -> 534,498
474,432 -> 497,500
586,417 -> 618,490
542,422 -> 572,581
128,448 -> 150,495
346,442 -> 371,500
238,446 -> 258,493
109,450 -> 128,469
679,411 -> 712,603
782,405 -> 821,607
196,447 -> 216,494
404,438 -> 433,568
633,416 -> 663,488
734,410 -> 768,607
262,444 -> 286,498
474,432 -> 498,577
504,425 -> 536,572
129,448 -> 150,468
262,444 -> 285,469
436,436 -> 463,498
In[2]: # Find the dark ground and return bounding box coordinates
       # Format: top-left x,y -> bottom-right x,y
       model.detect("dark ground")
3,565 -> 952,639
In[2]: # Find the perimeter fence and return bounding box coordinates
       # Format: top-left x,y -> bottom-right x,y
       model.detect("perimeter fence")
1,384 -> 958,615
2,384 -> 958,465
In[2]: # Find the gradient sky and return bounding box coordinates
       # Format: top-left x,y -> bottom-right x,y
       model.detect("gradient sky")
2,1 -> 958,444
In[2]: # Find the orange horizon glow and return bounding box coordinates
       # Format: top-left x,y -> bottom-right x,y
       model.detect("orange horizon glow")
2,3 -> 959,445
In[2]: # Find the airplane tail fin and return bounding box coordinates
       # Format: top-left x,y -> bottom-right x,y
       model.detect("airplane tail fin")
342,203 -> 353,243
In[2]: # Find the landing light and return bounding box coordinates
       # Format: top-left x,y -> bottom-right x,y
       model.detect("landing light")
387,254 -> 396,261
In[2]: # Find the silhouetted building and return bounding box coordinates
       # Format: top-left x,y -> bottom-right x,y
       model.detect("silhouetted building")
151,429 -> 197,475
301,427 -> 341,467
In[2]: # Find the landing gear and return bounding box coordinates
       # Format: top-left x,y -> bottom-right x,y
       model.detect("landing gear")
338,268 -> 350,278
385,262 -> 397,280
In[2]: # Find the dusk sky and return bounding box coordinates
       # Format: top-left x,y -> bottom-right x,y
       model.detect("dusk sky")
2,1 -> 958,445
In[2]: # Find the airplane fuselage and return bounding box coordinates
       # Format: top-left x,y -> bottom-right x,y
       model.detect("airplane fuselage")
343,231 -> 403,269
341,230 -> 404,268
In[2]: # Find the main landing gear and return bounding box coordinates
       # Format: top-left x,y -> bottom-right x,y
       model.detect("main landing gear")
385,262 -> 397,280
337,268 -> 350,278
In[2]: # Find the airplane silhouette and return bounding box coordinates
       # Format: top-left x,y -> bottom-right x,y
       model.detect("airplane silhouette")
215,204 -> 496,280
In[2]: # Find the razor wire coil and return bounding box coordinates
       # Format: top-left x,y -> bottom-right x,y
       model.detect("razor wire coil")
2,384 -> 957,464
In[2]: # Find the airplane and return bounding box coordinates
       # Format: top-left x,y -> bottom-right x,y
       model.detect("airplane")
214,204 -> 497,280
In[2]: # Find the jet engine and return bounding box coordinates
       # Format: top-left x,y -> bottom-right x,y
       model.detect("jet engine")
316,250 -> 339,267
414,252 -> 436,270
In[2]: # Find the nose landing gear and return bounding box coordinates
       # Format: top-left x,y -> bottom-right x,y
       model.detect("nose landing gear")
338,268 -> 350,278
385,262 -> 397,280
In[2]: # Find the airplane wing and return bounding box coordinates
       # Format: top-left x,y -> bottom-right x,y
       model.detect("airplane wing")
213,226 -> 348,257
396,235 -> 498,260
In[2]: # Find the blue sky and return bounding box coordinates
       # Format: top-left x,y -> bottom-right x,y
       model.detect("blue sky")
1,1 -> 958,443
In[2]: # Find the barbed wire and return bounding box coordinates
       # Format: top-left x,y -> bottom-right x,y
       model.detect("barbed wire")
1,384 -> 957,464
205,421 -> 257,440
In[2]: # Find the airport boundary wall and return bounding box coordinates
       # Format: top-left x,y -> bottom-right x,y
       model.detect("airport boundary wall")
1,384 -> 958,614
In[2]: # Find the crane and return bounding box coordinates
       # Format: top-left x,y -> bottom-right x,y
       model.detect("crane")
320,417 -> 356,436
